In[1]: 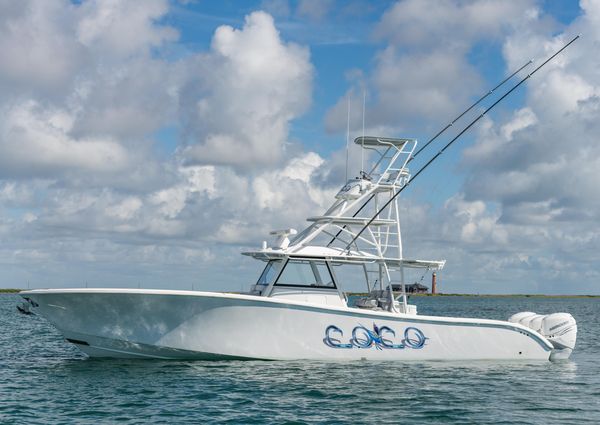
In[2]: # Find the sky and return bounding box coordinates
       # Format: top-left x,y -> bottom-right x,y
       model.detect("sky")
0,0 -> 598,294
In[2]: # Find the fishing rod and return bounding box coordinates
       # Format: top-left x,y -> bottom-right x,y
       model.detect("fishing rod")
326,58 -> 534,247
410,59 -> 532,160
343,34 -> 580,253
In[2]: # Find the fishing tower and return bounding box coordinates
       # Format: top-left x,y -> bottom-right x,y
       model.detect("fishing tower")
244,136 -> 444,313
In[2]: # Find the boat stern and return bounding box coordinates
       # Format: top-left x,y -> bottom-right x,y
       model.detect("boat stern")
509,311 -> 577,361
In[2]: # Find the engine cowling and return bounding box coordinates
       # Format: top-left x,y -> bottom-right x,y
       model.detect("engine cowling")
508,311 -> 577,360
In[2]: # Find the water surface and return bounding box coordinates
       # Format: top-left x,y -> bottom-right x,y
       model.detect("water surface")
1,294 -> 598,424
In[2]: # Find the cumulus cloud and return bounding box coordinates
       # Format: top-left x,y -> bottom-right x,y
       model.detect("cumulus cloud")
1,0 -> 598,294
326,49 -> 483,132
0,101 -> 131,179
323,0 -> 600,294
0,0 -> 179,182
76,0 -> 178,58
463,25 -> 600,221
0,1 -> 83,96
413,1 -> 600,293
180,11 -> 313,168
326,0 -> 536,134
374,0 -> 534,48
0,2 -> 328,289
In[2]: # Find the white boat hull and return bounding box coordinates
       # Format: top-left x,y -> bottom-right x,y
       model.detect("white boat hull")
21,289 -> 553,361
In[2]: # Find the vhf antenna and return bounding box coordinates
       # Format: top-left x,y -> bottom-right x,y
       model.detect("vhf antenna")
343,34 -> 580,254
345,93 -> 351,182
326,57 -> 534,247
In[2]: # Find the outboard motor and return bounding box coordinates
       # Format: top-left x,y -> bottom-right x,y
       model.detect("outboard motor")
508,311 -> 577,360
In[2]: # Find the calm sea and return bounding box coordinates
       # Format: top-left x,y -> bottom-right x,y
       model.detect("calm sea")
1,293 -> 599,424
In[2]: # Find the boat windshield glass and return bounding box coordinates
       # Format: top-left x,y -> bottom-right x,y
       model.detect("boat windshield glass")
256,260 -> 283,286
276,260 -> 335,288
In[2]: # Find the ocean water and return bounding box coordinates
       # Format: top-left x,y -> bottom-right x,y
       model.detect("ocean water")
1,293 -> 599,424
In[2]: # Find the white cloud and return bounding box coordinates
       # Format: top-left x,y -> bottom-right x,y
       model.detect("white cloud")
0,1 -> 83,95
76,0 -> 178,58
105,197 -> 143,221
252,152 -> 326,210
0,182 -> 34,206
69,59 -> 182,141
371,48 -> 482,126
0,0 -> 182,182
323,0 -> 600,294
296,0 -> 335,21
0,0 -> 598,295
326,0 -> 536,134
462,22 -> 600,218
0,3 -> 323,289
442,195 -> 508,245
500,108 -> 538,140
0,101 -> 131,178
374,0 -> 535,48
416,1 -> 600,293
181,11 -> 313,168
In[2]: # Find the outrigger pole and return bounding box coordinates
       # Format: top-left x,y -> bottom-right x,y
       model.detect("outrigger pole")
344,34 -> 580,253
327,58 -> 534,247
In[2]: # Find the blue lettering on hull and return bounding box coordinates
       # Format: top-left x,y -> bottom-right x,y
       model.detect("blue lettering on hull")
323,323 -> 427,350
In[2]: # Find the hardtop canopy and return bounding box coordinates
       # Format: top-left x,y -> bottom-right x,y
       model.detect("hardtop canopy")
354,136 -> 416,148
242,249 -> 445,270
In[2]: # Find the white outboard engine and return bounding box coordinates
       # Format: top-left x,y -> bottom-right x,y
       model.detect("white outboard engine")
508,311 -> 577,360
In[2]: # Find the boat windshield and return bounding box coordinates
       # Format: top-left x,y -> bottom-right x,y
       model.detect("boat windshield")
276,259 -> 335,288
256,260 -> 283,286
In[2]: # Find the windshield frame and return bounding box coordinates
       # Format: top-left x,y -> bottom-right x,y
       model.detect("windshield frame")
274,259 -> 337,289
256,260 -> 284,286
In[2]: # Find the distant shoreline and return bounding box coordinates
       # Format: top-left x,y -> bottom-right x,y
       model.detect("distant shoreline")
1,288 -> 599,297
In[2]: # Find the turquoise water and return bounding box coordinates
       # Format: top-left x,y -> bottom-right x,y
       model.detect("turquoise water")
1,293 -> 599,424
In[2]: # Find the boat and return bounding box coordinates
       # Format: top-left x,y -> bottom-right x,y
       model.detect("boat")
19,37 -> 580,362
19,135 -> 577,361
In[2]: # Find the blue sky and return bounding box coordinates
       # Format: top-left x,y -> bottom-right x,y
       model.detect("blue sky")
0,0 -> 598,294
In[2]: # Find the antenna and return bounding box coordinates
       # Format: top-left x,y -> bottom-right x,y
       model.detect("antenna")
344,34 -> 580,253
326,58 -> 534,247
361,87 -> 366,174
345,93 -> 351,182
